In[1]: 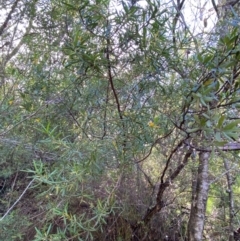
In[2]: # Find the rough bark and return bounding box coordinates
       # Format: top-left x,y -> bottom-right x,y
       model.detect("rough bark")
188,151 -> 210,241
224,159 -> 235,241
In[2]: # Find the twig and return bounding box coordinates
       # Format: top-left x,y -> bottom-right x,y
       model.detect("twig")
172,0 -> 199,54
211,0 -> 219,18
11,171 -> 18,191
106,36 -> 123,120
209,163 -> 237,185
0,0 -> 21,36
172,0 -> 185,46
184,141 -> 240,152
0,179 -> 34,221
135,129 -> 174,163
160,137 -> 187,184
0,106 -> 43,136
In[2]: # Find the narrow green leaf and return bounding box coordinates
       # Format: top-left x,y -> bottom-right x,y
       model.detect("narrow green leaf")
202,113 -> 210,119
206,120 -> 212,127
203,96 -> 214,102
187,128 -> 200,133
214,141 -> 228,147
46,223 -> 52,235
202,54 -> 213,64
215,132 -> 222,142
200,97 -> 207,106
62,2 -> 78,10
217,115 -> 225,128
224,131 -> 239,140
223,120 -> 240,131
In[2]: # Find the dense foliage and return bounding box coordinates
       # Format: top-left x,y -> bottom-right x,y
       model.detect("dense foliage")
0,0 -> 240,240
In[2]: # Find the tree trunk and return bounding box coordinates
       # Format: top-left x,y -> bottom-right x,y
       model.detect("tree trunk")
187,151 -> 210,241
224,159 -> 235,241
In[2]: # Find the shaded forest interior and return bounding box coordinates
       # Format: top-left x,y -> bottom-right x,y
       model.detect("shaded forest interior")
1,0 -> 240,240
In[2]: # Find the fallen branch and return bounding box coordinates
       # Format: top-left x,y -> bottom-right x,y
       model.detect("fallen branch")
0,179 -> 34,221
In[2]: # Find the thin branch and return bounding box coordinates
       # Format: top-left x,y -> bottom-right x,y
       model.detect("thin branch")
106,37 -> 123,120
0,106 -> 43,136
172,0 -> 185,46
4,19 -> 33,65
168,150 -> 192,182
136,163 -> 154,188
0,0 -> 21,36
209,162 -> 237,184
135,128 -> 174,163
172,0 -> 199,54
141,150 -> 192,224
211,0 -> 219,18
0,179 -> 34,221
185,141 -> 240,152
102,81 -> 110,139
160,137 -> 188,184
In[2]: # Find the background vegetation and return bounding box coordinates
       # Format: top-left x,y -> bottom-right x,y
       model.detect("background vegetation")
0,0 -> 240,240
